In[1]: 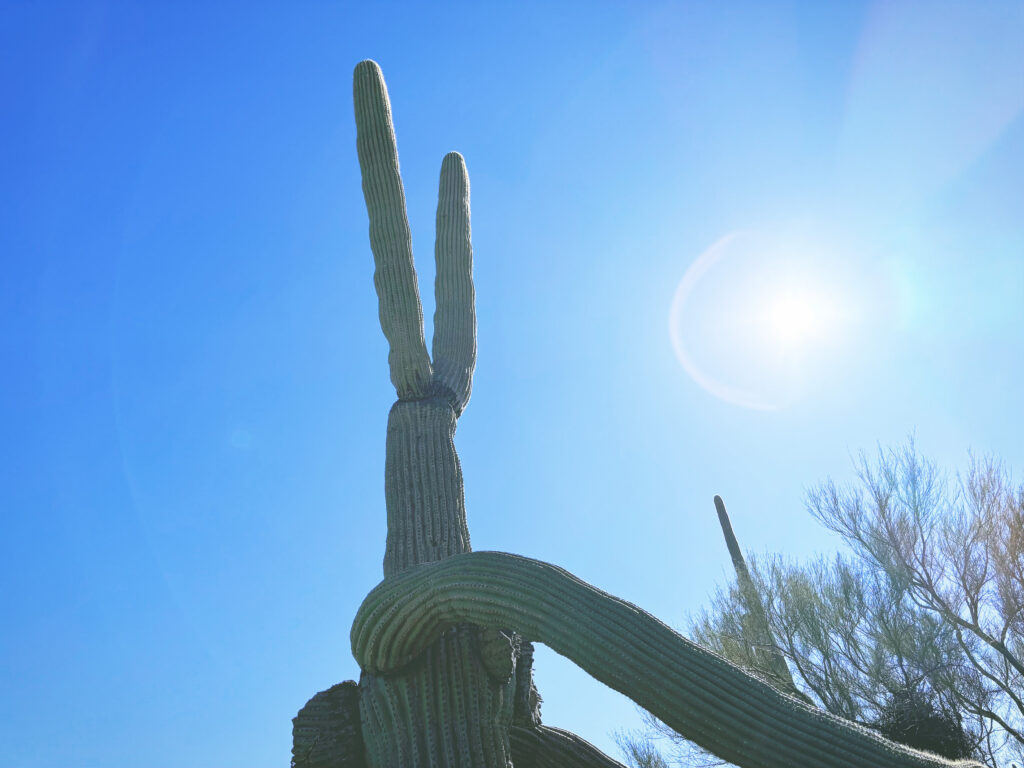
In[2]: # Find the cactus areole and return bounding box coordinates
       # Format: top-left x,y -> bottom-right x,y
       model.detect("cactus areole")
290,60 -> 984,768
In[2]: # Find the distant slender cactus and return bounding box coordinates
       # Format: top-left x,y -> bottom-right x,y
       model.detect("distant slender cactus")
292,60 -> 984,768
714,495 -> 808,702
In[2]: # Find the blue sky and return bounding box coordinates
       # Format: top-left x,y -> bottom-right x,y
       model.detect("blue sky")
3,2 -> 1023,766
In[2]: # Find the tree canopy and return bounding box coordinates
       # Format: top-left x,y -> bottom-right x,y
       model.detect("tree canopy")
621,441 -> 1023,768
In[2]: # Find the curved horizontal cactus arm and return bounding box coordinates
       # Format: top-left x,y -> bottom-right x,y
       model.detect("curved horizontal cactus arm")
352,551 -> 984,768
510,724 -> 628,768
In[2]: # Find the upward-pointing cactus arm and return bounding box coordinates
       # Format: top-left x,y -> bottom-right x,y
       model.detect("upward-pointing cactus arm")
432,151 -> 476,414
352,551 -> 984,768
354,61 -> 475,414
354,59 -> 432,399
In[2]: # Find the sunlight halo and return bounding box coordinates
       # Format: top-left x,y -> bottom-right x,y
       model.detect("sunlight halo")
669,230 -> 855,411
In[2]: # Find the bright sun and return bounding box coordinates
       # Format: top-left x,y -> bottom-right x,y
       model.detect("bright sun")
669,230 -> 858,410
766,294 -> 822,347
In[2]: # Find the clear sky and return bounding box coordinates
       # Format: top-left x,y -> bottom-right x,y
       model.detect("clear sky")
3,2 -> 1023,766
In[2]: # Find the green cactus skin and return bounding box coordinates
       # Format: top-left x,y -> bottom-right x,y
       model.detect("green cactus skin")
352,551 -> 983,768
353,60 -> 431,402
509,725 -> 627,767
292,682 -> 365,768
292,683 -> 604,768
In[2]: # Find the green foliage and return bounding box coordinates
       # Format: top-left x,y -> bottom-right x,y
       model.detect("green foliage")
690,551 -> 984,760
614,732 -> 670,768
692,553 -> 969,730
810,441 -> 1023,766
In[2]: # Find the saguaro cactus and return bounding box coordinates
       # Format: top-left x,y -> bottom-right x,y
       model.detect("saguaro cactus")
292,60 -> 983,768
351,59 -> 519,768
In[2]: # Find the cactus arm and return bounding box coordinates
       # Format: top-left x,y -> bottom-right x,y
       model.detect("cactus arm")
510,725 -> 628,767
352,551 -> 984,768
353,59 -> 432,399
431,151 -> 476,414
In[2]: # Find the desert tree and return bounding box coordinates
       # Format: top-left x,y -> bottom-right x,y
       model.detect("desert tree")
620,444 -> 1020,767
810,441 -> 1024,764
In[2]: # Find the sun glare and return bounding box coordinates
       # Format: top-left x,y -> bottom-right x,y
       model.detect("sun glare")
669,230 -> 859,410
766,293 -> 822,347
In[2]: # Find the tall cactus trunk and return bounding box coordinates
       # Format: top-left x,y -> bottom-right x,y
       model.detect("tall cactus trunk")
352,60 -> 516,768
358,399 -> 516,767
